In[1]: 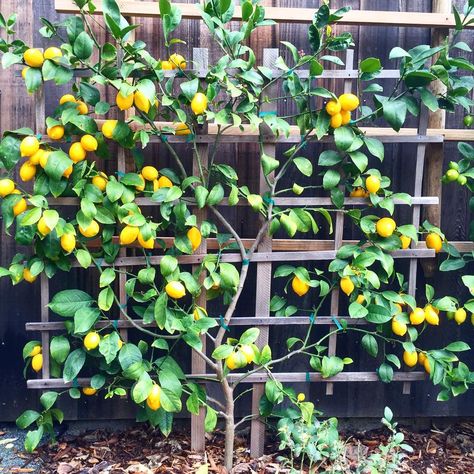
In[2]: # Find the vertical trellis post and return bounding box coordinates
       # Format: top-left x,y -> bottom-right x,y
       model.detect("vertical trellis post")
191,48 -> 209,452
326,49 -> 354,396
250,47 -> 278,459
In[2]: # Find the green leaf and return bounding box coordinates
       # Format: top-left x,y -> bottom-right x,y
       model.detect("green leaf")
444,341 -> 470,352
63,349 -> 86,383
180,78 -> 199,101
261,153 -> 279,176
99,332 -> 121,364
205,406 -> 217,432
154,292 -> 168,330
16,410 -> 41,430
100,267 -> 116,287
364,137 -> 384,161
321,356 -> 344,379
24,426 -> 44,453
50,336 -> 70,364
323,169 -> 340,190
98,287 -> 114,311
48,290 -> 94,317
383,100 -> 407,132
132,371 -> 153,404
76,249 -> 92,269
378,363 -> 393,383
365,304 -> 392,324
361,334 -> 378,357
240,328 -> 260,345
360,57 -> 381,73
293,157 -> 313,177
334,126 -> 355,151
74,307 -> 100,334
211,344 -> 234,360
73,31 -> 94,60
40,391 -> 58,410
318,150 -> 342,166
0,135 -> 21,170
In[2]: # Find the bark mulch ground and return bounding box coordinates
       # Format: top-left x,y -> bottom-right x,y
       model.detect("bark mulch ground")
2,421 -> 474,473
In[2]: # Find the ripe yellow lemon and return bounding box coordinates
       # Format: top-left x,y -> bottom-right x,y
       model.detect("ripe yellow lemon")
47,125 -> 65,141
92,173 -> 108,191
23,48 -> 44,68
239,344 -> 255,364
37,216 -> 52,236
350,187 -> 365,198
102,120 -> 118,139
76,100 -> 88,115
82,387 -> 97,396
63,165 -> 73,178
119,225 -> 139,245
60,233 -> 76,253
191,92 -> 208,115
454,308 -> 467,325
330,113 -> 343,129
165,281 -> 186,299
340,276 -> 355,296
418,352 -> 427,366
376,217 -> 396,238
23,268 -> 37,283
137,231 -> 154,249
193,306 -> 207,321
161,60 -> 173,70
403,350 -> 418,367
116,91 -> 134,111
142,166 -> 159,181
325,100 -> 341,116
157,175 -> 173,188
59,94 -> 76,105
339,93 -> 359,112
146,384 -> 161,411
410,307 -> 425,325
297,393 -> 305,402
29,149 -> 44,165
391,317 -> 407,336
225,352 -> 239,370
425,233 -> 442,253
135,174 -> 145,192
21,67 -> 29,79
424,305 -> 439,325
43,47 -> 62,60
356,294 -> 365,305
365,175 -> 381,194
134,91 -> 151,113
400,235 -> 411,249
79,220 -> 100,238
69,142 -> 87,163
169,53 -> 186,69
0,178 -> 15,197
39,151 -> 50,169
20,136 -> 39,157
19,160 -> 37,182
80,134 -> 98,152
84,331 -> 100,350
292,275 -> 309,297
175,122 -> 191,135
423,357 -> 431,374
341,110 -> 351,125
29,345 -> 42,357
31,353 -> 43,372
13,195 -> 27,216
187,226 -> 202,251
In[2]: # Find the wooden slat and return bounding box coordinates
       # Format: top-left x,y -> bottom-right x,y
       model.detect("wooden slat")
54,1 -> 474,29
27,371 -> 427,389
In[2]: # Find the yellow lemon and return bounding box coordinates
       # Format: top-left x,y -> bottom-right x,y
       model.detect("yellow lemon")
29,345 -> 42,357
169,53 -> 186,69
142,166 -> 159,181
350,187 -> 365,198
391,317 -> 407,336
175,122 -> 191,135
425,233 -> 442,253
39,151 -> 50,169
21,67 -> 29,79
135,174 -> 145,192
13,195 -> 27,216
59,94 -> 76,105
23,268 -> 37,283
20,136 -> 40,157
225,352 -> 239,370
137,231 -> 154,249
365,175 -> 381,194
37,216 -> 52,236
23,48 -> 44,68
134,91 -> 151,113
403,350 -> 418,367
0,178 -> 15,197
297,393 -> 305,402
330,113 -> 343,129
84,331 -> 100,350
47,125 -> 65,141
116,91 -> 134,111
340,276 -> 355,296
325,100 -> 341,116
80,134 -> 98,152
31,353 -> 43,372
165,281 -> 186,299
418,352 -> 427,366
102,120 -> 118,139
60,233 -> 76,253
190,92 -> 208,115
43,47 -> 62,60
454,308 -> 467,325
79,220 -> 100,238
76,100 -> 88,115
376,217 -> 396,238
400,235 -> 411,249
119,225 -> 139,245
341,110 -> 351,125
19,160 -> 37,182
157,175 -> 173,188
239,344 -> 255,364
161,60 -> 173,70
423,357 -> 431,374
82,387 -> 97,396
146,384 -> 161,411
356,294 -> 365,305
92,174 -> 108,191
339,93 -> 360,111
63,165 -> 73,178
187,226 -> 202,251
193,306 -> 207,321
424,305 -> 439,326
409,307 -> 425,325
292,275 -> 309,297
69,142 -> 87,163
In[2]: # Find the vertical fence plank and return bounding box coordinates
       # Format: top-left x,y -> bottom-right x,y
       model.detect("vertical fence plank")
40,274 -> 50,379
249,47 -> 279,459
191,48 -> 209,453
326,49 -> 354,396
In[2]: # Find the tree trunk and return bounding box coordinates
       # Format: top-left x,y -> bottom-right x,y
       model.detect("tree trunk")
223,382 -> 235,471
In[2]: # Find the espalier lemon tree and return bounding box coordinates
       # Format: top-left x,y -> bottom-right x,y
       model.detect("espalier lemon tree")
1,0 -> 474,468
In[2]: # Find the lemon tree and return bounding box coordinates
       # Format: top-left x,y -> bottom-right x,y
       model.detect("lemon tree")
1,0 -> 474,468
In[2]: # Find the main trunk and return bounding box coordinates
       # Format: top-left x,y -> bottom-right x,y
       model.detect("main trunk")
223,380 -> 235,470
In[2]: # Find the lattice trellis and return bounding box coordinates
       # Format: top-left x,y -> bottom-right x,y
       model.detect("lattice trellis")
20,1 -> 474,458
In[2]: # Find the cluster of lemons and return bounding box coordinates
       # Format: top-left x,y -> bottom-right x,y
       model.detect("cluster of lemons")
325,93 -> 360,129
350,175 -> 381,198
26,344 -> 43,372
225,344 -> 256,370
21,47 -> 63,77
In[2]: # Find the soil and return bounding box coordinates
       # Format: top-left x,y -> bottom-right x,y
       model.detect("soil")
2,421 -> 474,473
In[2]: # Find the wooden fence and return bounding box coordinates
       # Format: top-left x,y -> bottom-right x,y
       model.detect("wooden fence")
9,0 -> 474,457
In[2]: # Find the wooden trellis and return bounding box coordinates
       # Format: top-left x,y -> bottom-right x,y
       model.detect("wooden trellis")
21,1 -> 474,458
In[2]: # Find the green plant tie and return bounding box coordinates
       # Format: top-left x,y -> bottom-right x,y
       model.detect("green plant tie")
332,316 -> 343,330
72,377 -> 80,388
185,133 -> 195,143
96,258 -> 103,267
259,110 -> 277,118
305,372 -> 311,382
116,171 -> 125,177
242,258 -> 250,266
263,196 -> 275,205
161,135 -> 168,142
112,319 -> 119,330
219,315 -> 230,332
65,136 -> 71,143
36,133 -> 42,140
309,313 -> 316,323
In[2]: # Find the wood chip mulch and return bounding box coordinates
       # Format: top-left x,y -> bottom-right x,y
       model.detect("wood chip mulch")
4,421 -> 474,473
